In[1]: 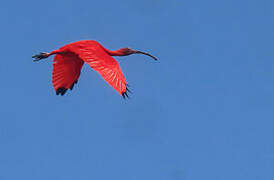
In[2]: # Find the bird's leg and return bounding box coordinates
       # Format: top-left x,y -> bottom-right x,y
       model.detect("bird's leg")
32,52 -> 50,62
32,50 -> 63,62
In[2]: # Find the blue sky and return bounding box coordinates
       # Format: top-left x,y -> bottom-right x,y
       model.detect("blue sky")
1,0 -> 274,179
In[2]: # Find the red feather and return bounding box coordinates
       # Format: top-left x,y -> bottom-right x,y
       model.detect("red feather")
33,39 -> 157,97
52,53 -> 83,93
61,40 -> 128,95
48,40 -> 128,96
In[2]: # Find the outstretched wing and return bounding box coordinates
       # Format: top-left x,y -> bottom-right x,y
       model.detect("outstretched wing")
52,53 -> 84,95
63,40 -> 129,97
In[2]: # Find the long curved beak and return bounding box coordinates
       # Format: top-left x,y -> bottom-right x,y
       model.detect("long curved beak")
134,50 -> 158,61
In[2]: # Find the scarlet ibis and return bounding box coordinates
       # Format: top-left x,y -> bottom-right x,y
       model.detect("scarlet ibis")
32,40 -> 157,98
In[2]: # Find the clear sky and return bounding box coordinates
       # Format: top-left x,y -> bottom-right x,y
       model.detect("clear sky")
0,0 -> 273,179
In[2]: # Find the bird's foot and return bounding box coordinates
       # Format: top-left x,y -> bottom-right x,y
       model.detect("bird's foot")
32,52 -> 49,62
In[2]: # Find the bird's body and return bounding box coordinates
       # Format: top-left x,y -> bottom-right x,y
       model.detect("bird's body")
32,40 -> 157,98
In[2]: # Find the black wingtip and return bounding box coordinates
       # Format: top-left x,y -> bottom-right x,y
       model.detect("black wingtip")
126,87 -> 132,94
122,85 -> 132,99
69,84 -> 74,90
69,80 -> 78,90
122,92 -> 130,99
56,87 -> 68,96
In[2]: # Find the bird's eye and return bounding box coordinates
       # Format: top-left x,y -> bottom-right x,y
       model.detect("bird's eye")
122,48 -> 130,53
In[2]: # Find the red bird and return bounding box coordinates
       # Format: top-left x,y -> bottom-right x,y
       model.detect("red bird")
32,40 -> 157,98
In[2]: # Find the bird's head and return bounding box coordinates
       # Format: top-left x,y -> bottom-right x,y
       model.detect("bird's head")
119,48 -> 158,61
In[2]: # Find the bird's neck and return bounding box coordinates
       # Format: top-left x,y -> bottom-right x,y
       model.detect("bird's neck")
107,49 -> 126,56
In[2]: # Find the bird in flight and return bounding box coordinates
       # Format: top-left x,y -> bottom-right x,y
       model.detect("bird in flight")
32,40 -> 157,98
